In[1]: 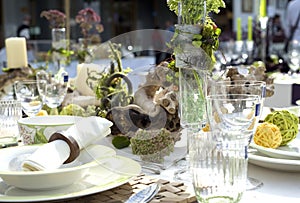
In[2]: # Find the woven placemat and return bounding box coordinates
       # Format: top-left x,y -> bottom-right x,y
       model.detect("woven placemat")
53,174 -> 197,203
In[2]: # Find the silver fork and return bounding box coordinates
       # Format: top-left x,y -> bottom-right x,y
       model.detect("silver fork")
125,183 -> 160,203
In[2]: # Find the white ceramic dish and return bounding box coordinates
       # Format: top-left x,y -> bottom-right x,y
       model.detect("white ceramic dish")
250,139 -> 300,160
18,115 -> 81,145
260,106 -> 300,122
0,155 -> 141,202
248,151 -> 300,172
0,144 -> 116,190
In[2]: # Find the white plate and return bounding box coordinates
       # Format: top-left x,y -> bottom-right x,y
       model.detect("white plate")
248,151 -> 300,172
0,155 -> 141,202
0,144 -> 116,190
250,139 -> 300,160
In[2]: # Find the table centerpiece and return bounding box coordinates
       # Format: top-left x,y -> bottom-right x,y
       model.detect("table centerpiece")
40,9 -> 70,74
75,8 -> 104,63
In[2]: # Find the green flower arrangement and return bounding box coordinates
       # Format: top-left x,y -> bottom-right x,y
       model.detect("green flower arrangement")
167,0 -> 226,64
166,0 -> 226,126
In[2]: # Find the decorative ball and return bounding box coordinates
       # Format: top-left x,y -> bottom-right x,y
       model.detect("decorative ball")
264,110 -> 299,146
254,122 -> 282,148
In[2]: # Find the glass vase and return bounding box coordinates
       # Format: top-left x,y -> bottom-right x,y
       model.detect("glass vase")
174,24 -> 212,181
51,28 -> 67,74
175,24 -> 211,128
78,38 -> 93,63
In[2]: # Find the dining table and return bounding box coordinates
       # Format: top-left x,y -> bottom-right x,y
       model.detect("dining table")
33,134 -> 300,203
42,106 -> 300,203
1,57 -> 300,203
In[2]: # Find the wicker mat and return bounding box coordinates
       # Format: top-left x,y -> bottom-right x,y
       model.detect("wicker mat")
51,174 -> 197,203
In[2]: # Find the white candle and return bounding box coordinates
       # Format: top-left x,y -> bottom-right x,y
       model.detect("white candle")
5,37 -> 28,68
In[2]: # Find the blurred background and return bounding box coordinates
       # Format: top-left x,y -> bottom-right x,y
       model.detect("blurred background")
0,0 -> 290,64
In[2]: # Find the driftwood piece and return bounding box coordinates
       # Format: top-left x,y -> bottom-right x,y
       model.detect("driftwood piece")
0,67 -> 34,97
106,104 -> 167,135
226,66 -> 275,97
106,62 -> 181,136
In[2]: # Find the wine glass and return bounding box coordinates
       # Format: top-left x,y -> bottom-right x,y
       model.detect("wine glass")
203,94 -> 260,200
44,76 -> 68,109
206,94 -> 260,132
286,40 -> 300,77
210,80 -> 266,190
14,80 -> 45,117
36,70 -> 49,103
37,70 -> 69,113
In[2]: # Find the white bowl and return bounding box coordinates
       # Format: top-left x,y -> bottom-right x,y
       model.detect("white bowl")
18,115 -> 79,145
0,144 -> 116,190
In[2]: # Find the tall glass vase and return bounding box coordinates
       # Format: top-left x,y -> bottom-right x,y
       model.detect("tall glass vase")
174,24 -> 212,181
51,28 -> 67,75
175,25 -> 211,128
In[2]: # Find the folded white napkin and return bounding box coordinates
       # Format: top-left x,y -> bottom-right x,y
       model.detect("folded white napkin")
22,140 -> 70,171
22,116 -> 113,171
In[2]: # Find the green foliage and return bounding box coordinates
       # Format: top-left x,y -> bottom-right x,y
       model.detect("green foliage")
60,104 -> 86,116
167,0 -> 225,24
34,128 -> 48,144
167,0 -> 225,66
94,42 -> 133,117
112,136 -> 130,149
48,47 -> 74,65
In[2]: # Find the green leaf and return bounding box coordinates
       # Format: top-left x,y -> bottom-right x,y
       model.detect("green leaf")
34,128 -> 48,144
192,41 -> 202,48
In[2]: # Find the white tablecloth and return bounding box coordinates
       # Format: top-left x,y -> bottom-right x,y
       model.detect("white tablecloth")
146,158 -> 300,203
264,73 -> 300,107
144,135 -> 300,203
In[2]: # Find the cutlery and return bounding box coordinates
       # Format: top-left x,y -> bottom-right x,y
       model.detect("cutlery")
141,165 -> 161,175
136,160 -> 167,170
125,183 -> 160,203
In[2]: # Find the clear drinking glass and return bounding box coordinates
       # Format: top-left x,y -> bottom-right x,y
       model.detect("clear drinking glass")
0,99 -> 22,147
190,130 -> 248,203
286,40 -> 300,76
14,80 -> 45,117
192,94 -> 259,202
44,77 -> 68,109
36,70 -> 49,103
211,80 -> 266,128
206,94 -> 259,132
210,80 -> 266,190
36,70 -> 69,112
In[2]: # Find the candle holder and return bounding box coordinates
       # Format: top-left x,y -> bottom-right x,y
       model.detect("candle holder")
246,40 -> 254,64
259,16 -> 269,62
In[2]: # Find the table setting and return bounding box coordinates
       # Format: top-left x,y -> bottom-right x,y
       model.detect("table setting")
1,0 -> 300,203
0,45 -> 300,203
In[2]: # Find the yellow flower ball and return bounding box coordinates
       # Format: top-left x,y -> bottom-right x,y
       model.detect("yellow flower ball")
36,110 -> 48,116
254,122 -> 282,149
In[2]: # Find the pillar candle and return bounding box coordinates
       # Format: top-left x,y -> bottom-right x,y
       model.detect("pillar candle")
5,37 -> 28,68
236,18 -> 242,41
248,16 -> 253,41
260,0 -> 267,18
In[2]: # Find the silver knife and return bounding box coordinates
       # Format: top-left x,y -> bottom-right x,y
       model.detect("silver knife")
125,183 -> 160,203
